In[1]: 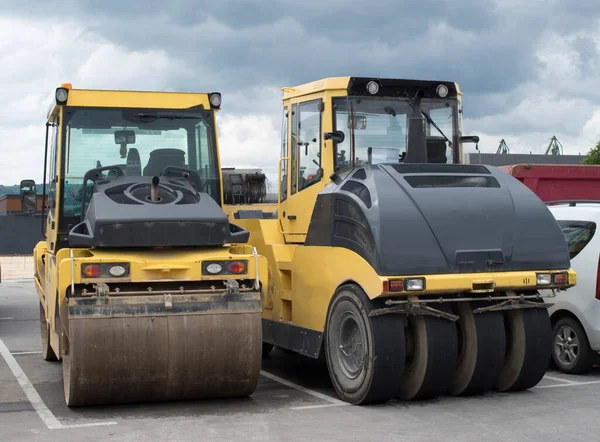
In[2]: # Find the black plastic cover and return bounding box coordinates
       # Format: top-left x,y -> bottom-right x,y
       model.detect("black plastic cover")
305,164 -> 571,276
68,175 -> 249,248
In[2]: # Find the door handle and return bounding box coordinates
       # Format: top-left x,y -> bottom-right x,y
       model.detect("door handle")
287,215 -> 297,220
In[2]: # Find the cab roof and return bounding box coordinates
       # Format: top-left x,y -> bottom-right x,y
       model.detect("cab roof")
46,84 -> 220,120
281,76 -> 462,100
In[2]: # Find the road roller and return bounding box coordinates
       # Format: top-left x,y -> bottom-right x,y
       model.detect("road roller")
19,84 -> 269,406
227,76 -> 576,405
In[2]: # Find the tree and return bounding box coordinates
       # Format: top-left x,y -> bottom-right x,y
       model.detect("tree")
583,141 -> 600,165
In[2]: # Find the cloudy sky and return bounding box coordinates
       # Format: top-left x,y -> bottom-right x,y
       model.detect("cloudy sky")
2,0 -> 600,186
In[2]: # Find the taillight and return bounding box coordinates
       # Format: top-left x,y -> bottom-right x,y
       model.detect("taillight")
596,255 -> 600,301
202,260 -> 248,275
82,264 -> 102,278
229,261 -> 246,274
81,263 -> 130,278
383,278 -> 424,293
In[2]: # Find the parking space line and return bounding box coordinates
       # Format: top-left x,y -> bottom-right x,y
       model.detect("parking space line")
536,380 -> 600,389
543,375 -> 579,384
290,403 -> 348,410
260,370 -> 347,407
0,337 -> 117,430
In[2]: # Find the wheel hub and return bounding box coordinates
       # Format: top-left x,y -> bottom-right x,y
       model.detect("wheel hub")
554,325 -> 579,366
337,312 -> 365,379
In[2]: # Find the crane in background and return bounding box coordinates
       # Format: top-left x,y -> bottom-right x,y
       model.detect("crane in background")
545,136 -> 563,155
496,139 -> 510,154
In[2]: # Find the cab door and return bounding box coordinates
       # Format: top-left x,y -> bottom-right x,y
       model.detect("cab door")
279,98 -> 324,243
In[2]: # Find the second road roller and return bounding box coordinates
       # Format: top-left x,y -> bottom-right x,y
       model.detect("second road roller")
225,76 -> 576,404
20,84 -> 269,406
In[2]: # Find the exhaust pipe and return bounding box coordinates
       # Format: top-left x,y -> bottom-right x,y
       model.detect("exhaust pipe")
151,176 -> 159,202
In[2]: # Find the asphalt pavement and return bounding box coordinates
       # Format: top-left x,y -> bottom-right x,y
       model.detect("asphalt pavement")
2,279 -> 600,441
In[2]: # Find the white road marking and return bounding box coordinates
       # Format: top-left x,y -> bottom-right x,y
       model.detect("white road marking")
290,403 -> 349,410
536,380 -> 600,389
260,370 -> 347,407
11,351 -> 43,356
0,317 -> 14,320
543,375 -> 579,384
0,337 -> 117,430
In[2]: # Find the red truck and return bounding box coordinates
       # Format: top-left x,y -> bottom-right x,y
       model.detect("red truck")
499,164 -> 600,202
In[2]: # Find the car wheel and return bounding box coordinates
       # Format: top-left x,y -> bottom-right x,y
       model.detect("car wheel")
551,317 -> 594,374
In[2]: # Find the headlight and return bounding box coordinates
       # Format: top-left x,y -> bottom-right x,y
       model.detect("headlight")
536,273 -> 552,285
209,93 -> 222,108
366,80 -> 379,95
55,87 -> 69,104
436,84 -> 449,98
205,263 -> 223,274
405,278 -> 425,291
108,265 -> 127,277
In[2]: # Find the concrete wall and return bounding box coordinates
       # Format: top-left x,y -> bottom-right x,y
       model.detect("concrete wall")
0,214 -> 43,255
0,255 -> 34,280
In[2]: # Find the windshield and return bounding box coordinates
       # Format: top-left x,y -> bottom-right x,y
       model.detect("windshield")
332,96 -> 459,173
60,107 -> 220,222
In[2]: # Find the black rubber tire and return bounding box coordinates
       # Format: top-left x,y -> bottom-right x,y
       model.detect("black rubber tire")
324,284 -> 405,405
551,316 -> 595,374
496,307 -> 552,392
450,302 -> 506,396
39,303 -> 58,361
262,342 -> 274,357
397,304 -> 458,401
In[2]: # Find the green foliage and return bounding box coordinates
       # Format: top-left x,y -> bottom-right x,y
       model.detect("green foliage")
583,141 -> 600,165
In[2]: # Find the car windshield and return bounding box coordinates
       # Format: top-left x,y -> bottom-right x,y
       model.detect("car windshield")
332,96 -> 459,173
60,107 -> 221,219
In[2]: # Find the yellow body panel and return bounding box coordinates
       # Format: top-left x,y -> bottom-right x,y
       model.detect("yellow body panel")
232,217 -> 576,334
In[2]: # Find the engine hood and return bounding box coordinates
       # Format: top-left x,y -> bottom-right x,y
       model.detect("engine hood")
305,163 -> 570,276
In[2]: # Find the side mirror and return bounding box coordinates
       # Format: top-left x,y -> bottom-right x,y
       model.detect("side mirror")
460,135 -> 480,151
460,135 -> 480,144
324,131 -> 345,143
20,179 -> 37,214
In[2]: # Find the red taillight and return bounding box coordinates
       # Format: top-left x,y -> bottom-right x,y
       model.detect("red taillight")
553,272 -> 568,285
596,255 -> 600,301
229,261 -> 246,274
383,279 -> 404,292
82,264 -> 102,278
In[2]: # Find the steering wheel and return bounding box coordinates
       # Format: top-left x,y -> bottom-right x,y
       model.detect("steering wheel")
79,165 -> 125,221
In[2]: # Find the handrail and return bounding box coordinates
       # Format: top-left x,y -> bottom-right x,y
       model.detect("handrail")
277,156 -> 290,234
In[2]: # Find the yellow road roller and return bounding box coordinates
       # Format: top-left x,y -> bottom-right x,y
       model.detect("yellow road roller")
227,76 -> 576,405
19,84 -> 269,406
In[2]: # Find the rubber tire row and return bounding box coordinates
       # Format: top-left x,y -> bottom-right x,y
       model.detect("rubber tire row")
324,284 -> 553,405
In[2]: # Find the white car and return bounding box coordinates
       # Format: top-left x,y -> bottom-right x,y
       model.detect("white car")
545,202 -> 600,374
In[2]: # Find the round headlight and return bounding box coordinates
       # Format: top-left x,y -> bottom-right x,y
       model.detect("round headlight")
209,94 -> 221,107
206,263 -> 223,274
366,81 -> 379,95
436,84 -> 449,98
55,88 -> 68,103
108,265 -> 127,277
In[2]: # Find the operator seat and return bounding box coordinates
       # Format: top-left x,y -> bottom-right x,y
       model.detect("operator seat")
143,149 -> 186,176
427,138 -> 448,163
125,148 -> 142,176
